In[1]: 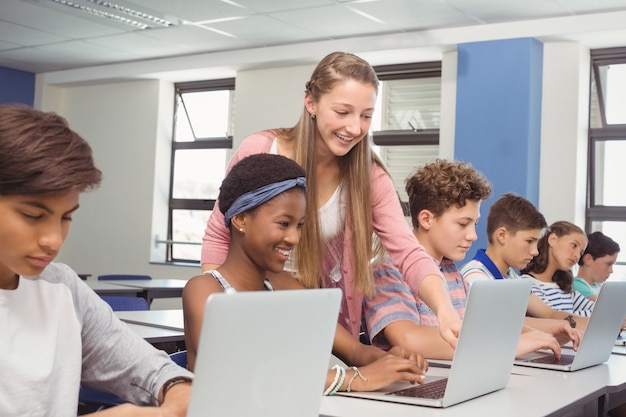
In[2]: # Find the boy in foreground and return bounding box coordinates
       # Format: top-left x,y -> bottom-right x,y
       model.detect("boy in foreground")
0,104 -> 192,416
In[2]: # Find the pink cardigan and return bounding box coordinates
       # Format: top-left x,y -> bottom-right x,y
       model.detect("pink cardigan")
201,130 -> 442,338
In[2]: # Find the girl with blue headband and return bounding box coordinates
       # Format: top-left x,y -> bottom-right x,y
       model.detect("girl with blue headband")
184,153 -> 427,393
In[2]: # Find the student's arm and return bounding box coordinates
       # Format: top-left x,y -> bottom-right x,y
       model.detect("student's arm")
523,318 -> 583,350
369,165 -> 461,348
517,329 -> 562,359
182,274 -> 223,372
416,275 -> 461,348
83,391 -> 191,417
328,324 -> 427,392
526,293 -> 589,330
383,320 -> 455,360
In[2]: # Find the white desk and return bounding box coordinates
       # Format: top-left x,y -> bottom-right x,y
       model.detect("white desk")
319,364 -> 609,417
115,309 -> 184,331
85,281 -> 143,297
125,322 -> 185,344
104,279 -> 187,304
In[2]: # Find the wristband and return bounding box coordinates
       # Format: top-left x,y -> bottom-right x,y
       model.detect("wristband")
563,314 -> 577,328
161,376 -> 193,402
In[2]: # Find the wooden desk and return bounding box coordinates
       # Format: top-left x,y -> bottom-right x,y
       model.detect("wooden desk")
115,309 -> 184,331
85,281 -> 143,297
103,279 -> 187,304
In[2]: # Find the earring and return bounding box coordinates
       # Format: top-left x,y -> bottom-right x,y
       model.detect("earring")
239,228 -> 244,233
311,114 -> 316,120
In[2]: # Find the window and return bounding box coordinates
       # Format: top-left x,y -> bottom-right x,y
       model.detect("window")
165,79 -> 235,263
372,62 -> 441,210
588,47 -> 626,279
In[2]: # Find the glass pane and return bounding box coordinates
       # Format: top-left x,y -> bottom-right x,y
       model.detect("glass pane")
175,90 -> 231,141
598,63 -> 626,125
172,209 -> 211,261
172,149 -> 227,199
589,221 -> 626,281
593,140 -> 626,206
589,75 -> 602,128
372,78 -> 441,132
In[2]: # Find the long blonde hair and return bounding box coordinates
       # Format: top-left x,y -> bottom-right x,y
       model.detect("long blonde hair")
280,52 -> 381,296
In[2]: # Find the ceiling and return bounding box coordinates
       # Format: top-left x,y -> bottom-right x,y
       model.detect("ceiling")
2,0 -> 626,76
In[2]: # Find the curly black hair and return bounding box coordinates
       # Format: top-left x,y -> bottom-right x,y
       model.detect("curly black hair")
218,153 -> 306,214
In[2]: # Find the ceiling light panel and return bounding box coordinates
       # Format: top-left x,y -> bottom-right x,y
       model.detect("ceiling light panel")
47,0 -> 176,29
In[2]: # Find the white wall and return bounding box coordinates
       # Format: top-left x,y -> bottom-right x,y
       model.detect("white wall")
233,64 -> 315,147
539,42 -> 590,226
43,80 -> 195,308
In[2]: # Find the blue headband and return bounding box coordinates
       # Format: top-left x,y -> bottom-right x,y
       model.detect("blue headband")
223,177 -> 307,227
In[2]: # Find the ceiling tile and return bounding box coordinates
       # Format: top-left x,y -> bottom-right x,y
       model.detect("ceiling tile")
444,0 -> 565,22
2,40 -> 138,71
269,3 -> 389,38
351,0 -> 479,30
0,20 -> 68,46
125,0 -> 251,22
0,0 -> 128,38
206,15 -> 318,45
138,24 -> 253,53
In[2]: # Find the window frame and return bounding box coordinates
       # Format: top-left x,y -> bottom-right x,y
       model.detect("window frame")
372,61 -> 441,147
587,48 -> 626,226
166,78 -> 235,264
372,61 -> 442,215
586,47 -> 626,272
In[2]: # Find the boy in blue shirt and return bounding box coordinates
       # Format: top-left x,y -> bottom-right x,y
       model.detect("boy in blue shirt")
461,193 -> 588,331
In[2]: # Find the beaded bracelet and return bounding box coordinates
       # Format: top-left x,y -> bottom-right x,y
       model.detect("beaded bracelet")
345,366 -> 368,392
324,365 -> 343,396
327,366 -> 346,396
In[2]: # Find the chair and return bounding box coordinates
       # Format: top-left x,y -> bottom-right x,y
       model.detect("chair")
169,350 -> 188,369
98,274 -> 152,281
100,295 -> 149,311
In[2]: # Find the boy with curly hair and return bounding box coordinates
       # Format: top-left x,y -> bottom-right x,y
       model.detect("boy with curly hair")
363,160 -> 578,359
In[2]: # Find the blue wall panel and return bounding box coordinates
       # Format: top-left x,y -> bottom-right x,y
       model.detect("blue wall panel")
0,67 -> 35,106
454,37 -> 543,254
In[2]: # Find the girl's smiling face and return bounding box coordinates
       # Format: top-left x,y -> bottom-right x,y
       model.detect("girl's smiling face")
240,189 -> 306,274
305,79 -> 377,159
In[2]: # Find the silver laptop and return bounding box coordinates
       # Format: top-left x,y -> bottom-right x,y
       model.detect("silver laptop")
187,288 -> 341,417
338,279 -> 530,408
515,281 -> 626,371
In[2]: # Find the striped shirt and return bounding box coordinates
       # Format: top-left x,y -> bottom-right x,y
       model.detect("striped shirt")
363,257 -> 466,350
522,274 -> 595,317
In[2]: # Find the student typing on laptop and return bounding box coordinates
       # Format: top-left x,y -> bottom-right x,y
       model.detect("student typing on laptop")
462,194 -> 589,332
183,154 -> 427,394
362,160 -> 581,360
574,231 -> 620,302
520,221 -> 595,316
0,104 -> 192,417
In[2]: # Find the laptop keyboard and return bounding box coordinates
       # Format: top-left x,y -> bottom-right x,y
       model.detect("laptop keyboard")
527,353 -> 575,365
387,378 -> 448,399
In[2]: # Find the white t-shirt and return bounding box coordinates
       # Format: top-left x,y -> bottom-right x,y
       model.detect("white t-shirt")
0,263 -> 192,416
